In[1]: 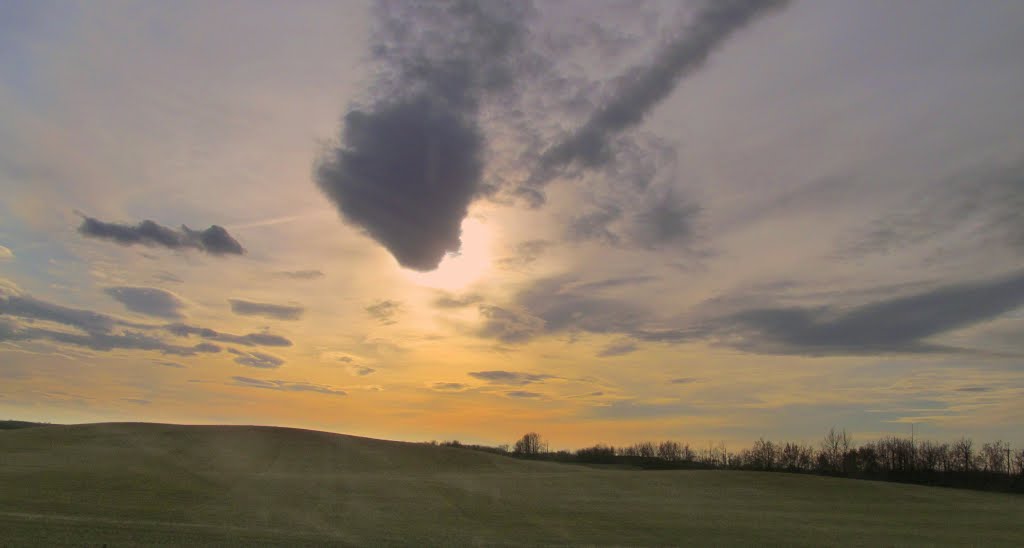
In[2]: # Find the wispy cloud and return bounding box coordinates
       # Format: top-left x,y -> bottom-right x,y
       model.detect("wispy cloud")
232,376 -> 346,396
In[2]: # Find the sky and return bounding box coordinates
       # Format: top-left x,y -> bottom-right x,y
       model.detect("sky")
2,0 -> 1023,450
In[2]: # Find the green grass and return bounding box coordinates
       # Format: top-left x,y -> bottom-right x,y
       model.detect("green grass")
1,423 -> 1021,546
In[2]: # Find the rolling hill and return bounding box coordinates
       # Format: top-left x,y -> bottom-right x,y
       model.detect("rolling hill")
1,423 -> 1021,546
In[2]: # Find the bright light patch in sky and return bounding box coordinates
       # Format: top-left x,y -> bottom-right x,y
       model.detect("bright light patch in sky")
403,216 -> 494,291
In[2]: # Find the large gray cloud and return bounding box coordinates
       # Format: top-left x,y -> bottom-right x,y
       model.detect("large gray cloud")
78,216 -> 244,256
717,270 -> 1024,356
105,286 -> 185,319
228,299 -> 304,321
316,0 -> 534,271
526,0 -> 790,188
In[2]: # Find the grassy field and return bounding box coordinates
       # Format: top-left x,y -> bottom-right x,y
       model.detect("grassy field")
1,423 -> 1021,546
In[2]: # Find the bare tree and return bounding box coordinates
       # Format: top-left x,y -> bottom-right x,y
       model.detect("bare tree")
513,432 -> 547,456
980,441 -> 1008,473
952,437 -> 974,472
657,440 -> 682,461
821,428 -> 851,472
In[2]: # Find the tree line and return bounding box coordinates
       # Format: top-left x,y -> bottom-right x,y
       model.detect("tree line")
429,428 -> 1024,493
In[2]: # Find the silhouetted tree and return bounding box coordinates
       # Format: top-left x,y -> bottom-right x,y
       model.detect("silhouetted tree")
820,428 -> 851,473
513,432 -> 547,456
657,441 -> 683,461
952,437 -> 974,473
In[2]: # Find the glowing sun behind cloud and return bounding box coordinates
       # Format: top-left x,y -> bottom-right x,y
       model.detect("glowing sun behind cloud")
403,217 -> 493,291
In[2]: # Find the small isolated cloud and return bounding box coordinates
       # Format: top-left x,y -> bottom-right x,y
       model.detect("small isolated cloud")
227,348 -> 284,369
165,323 -> 292,347
670,377 -> 698,385
78,215 -> 244,255
597,339 -> 638,357
433,292 -> 484,309
956,386 -> 993,393
349,365 -> 376,376
105,286 -> 185,319
506,390 -> 542,398
0,245 -> 13,260
228,299 -> 304,321
232,376 -> 346,396
366,300 -> 402,325
432,382 -> 468,391
468,370 -> 555,386
155,360 -> 185,368
276,270 -> 325,280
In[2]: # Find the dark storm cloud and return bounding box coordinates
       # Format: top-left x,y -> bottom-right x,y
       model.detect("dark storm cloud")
228,299 -> 304,321
104,286 -> 185,319
232,376 -> 346,396
718,270 -> 1024,355
275,270 -> 325,280
365,300 -> 402,324
78,216 -> 244,256
527,0 -> 790,186
468,370 -> 555,385
227,348 -> 285,369
316,0 -> 533,271
165,323 -> 292,347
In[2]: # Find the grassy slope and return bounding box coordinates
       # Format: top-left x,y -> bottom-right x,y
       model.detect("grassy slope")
1,423 -> 1021,546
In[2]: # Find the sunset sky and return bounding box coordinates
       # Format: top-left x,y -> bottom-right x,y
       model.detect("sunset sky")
2,0 -> 1023,450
